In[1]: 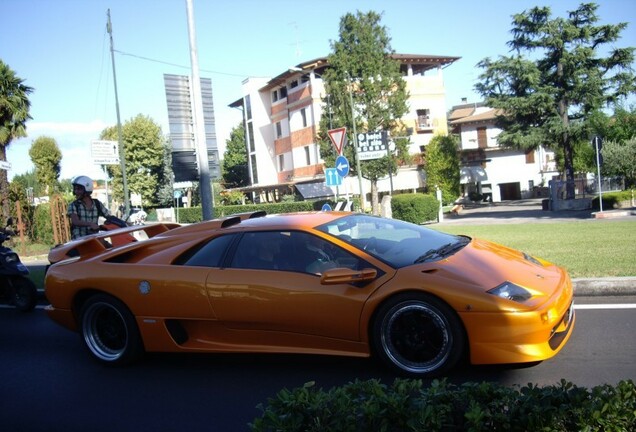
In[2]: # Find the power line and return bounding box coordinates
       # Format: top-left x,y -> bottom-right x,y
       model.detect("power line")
113,49 -> 267,78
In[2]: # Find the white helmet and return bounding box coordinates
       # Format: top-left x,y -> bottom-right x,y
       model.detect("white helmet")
71,175 -> 93,193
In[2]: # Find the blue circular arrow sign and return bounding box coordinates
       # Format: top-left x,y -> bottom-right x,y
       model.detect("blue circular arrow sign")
335,155 -> 350,177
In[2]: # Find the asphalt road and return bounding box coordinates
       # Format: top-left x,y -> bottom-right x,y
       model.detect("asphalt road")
1,296 -> 635,432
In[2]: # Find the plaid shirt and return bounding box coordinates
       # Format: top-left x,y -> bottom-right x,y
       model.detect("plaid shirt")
67,198 -> 110,240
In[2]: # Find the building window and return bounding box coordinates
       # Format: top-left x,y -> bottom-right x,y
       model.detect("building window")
416,109 -> 431,128
301,108 -> 307,128
290,80 -> 298,89
275,122 -> 282,139
250,154 -> 258,184
280,86 -> 287,98
247,122 -> 255,152
304,146 -> 311,166
525,150 -> 535,164
477,127 -> 487,149
278,154 -> 285,172
245,95 -> 252,120
272,90 -> 278,103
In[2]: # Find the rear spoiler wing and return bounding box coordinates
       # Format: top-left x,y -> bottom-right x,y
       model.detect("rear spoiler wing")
48,222 -> 181,264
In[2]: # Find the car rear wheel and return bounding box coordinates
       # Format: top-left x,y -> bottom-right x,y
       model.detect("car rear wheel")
372,294 -> 465,377
80,294 -> 143,365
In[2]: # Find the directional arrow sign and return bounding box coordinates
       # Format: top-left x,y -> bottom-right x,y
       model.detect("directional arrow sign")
335,155 -> 349,177
328,127 -> 347,155
325,168 -> 342,186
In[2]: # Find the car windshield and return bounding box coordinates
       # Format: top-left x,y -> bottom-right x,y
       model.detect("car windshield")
317,214 -> 470,268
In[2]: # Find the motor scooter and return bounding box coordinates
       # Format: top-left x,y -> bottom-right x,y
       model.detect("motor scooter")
0,218 -> 37,312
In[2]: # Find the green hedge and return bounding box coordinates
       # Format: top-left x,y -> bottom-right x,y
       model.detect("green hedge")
591,190 -> 634,210
175,201 -> 331,223
391,193 -> 439,224
250,378 -> 636,432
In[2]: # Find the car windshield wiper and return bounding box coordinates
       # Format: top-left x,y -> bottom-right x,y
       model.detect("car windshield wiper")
414,238 -> 470,264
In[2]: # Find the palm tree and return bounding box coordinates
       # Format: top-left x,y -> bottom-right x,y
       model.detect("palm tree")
0,60 -> 33,219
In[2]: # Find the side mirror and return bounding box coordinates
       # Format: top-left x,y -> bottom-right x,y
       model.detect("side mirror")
320,267 -> 377,285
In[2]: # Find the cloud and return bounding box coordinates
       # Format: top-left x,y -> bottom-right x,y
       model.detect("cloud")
6,120 -> 112,181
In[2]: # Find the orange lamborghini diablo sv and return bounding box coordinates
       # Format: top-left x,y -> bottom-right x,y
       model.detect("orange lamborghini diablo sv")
44,211 -> 575,377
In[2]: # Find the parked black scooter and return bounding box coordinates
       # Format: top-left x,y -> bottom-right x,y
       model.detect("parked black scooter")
0,218 -> 37,312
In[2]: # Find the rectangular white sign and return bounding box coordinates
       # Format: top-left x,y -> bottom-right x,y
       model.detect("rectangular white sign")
91,140 -> 120,165
0,160 -> 11,171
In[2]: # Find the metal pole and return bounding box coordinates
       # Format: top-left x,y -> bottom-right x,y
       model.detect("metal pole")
595,136 -> 603,212
383,130 -> 393,195
185,0 -> 214,220
106,9 -> 130,216
347,75 -> 365,211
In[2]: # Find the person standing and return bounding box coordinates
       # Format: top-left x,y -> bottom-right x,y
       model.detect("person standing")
67,175 -> 110,240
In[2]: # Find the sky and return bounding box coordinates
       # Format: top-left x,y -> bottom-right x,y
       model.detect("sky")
2,0 -> 635,182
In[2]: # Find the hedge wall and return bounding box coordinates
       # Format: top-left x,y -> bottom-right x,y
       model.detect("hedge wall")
250,378 -> 636,432
391,193 -> 439,224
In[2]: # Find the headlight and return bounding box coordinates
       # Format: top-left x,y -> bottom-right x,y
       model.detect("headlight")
488,282 -> 532,303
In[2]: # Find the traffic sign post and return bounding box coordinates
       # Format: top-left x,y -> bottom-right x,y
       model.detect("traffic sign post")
335,155 -> 349,177
328,127 -> 347,155
91,140 -> 120,165
324,168 -> 342,187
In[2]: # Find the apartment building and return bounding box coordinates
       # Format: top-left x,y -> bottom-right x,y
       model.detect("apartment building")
449,102 -> 558,202
229,54 -> 459,204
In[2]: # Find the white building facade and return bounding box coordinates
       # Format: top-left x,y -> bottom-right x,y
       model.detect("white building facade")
229,55 -> 459,205
450,103 -> 558,202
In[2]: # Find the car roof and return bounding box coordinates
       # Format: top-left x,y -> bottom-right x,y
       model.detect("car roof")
154,211 -> 351,239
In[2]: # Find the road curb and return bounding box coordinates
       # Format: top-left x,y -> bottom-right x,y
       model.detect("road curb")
573,277 -> 636,296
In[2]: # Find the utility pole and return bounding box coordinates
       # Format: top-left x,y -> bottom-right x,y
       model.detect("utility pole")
106,9 -> 130,216
185,0 -> 214,220
347,74 -> 365,211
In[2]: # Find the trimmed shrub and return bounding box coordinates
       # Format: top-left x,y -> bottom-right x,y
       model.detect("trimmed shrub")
591,190 -> 634,210
391,193 -> 439,224
250,379 -> 636,432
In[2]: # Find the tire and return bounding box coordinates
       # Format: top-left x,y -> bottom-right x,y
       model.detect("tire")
11,276 -> 37,312
80,294 -> 144,365
372,293 -> 465,377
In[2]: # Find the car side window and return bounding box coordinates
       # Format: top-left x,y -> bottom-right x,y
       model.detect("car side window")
227,231 -> 369,275
230,231 -> 289,271
284,231 -> 367,275
180,234 -> 236,267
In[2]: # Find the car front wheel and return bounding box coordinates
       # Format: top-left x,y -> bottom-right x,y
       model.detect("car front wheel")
372,294 -> 465,377
80,294 -> 143,365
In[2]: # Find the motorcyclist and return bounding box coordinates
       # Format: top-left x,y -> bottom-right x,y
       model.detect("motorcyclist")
67,175 -> 110,240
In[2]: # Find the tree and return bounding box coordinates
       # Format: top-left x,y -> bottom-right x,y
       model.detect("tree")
101,115 -> 169,208
0,60 -> 33,219
600,138 -> 636,188
222,122 -> 249,188
155,140 -> 175,207
318,10 -> 410,214
425,135 -> 460,205
475,3 -> 635,199
28,136 -> 62,195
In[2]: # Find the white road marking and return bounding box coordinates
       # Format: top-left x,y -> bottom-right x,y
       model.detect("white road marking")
574,304 -> 636,310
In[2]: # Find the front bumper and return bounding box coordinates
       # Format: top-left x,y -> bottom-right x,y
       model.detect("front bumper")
460,300 -> 576,365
